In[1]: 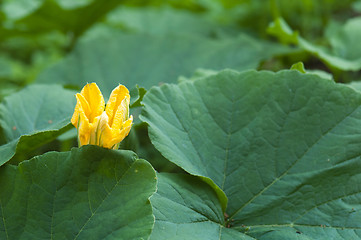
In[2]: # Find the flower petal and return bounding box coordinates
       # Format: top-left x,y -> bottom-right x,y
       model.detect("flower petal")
80,83 -> 105,123
71,93 -> 91,128
72,83 -> 133,149
99,123 -> 114,149
105,85 -> 129,127
105,116 -> 133,149
111,96 -> 130,130
77,104 -> 92,146
71,103 -> 80,128
94,111 -> 109,146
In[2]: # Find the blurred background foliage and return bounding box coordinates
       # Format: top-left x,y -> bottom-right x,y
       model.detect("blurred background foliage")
1,0 -> 360,90
1,0 -> 361,171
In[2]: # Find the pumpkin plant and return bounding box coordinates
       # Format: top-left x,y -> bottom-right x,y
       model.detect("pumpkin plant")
1,1 -> 361,239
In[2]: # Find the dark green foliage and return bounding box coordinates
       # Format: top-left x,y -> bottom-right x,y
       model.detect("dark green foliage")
1,1 -> 361,239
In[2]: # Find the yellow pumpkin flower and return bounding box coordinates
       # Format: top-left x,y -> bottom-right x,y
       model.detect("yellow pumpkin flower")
71,83 -> 133,149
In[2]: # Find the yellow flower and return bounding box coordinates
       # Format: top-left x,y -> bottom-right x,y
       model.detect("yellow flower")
71,83 -> 133,149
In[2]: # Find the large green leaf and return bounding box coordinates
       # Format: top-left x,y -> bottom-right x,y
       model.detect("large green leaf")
105,6 -> 237,37
0,84 -> 76,166
36,29 -> 292,95
141,69 -> 361,239
151,173 -> 254,240
0,146 -> 156,239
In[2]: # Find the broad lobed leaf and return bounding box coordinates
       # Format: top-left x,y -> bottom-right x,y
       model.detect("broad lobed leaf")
0,146 -> 156,240
1,2 -> 361,239
141,69 -> 361,239
0,84 -> 76,166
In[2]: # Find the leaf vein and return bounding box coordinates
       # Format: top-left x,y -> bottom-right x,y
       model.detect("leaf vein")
161,87 -> 209,176
292,186 -> 361,223
229,103 -> 361,219
73,161 -> 136,240
0,200 -> 9,240
248,223 -> 361,230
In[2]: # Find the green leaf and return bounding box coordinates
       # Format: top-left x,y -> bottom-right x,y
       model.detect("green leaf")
268,17 -> 361,71
105,6 -> 237,37
2,0 -> 44,20
2,0 -> 125,38
267,18 -> 299,45
178,68 -> 219,83
57,0 -> 95,10
141,69 -> 361,239
0,145 -> 156,239
326,17 -> 361,63
290,62 -> 333,80
151,173 -> 254,240
0,84 -> 76,166
347,81 -> 361,92
130,85 -> 147,108
36,29 -> 293,95
290,62 -> 306,73
305,69 -> 333,81
353,0 -> 361,12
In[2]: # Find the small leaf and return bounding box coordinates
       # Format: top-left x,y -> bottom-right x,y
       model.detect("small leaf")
268,17 -> 361,71
267,18 -> 299,45
2,0 -> 125,38
290,62 -> 333,80
130,85 -> 147,108
57,0 -> 95,10
290,62 -> 306,73
2,0 -> 44,20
